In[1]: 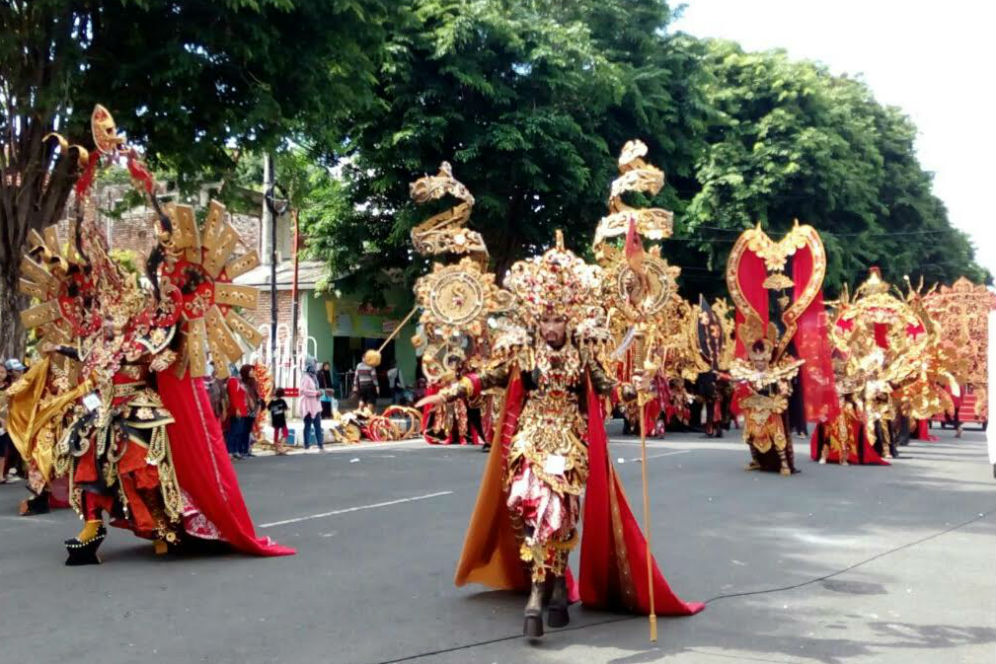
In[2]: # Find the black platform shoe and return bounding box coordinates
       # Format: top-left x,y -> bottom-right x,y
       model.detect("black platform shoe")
547,575 -> 570,628
19,493 -> 51,516
64,525 -> 106,566
523,581 -> 544,638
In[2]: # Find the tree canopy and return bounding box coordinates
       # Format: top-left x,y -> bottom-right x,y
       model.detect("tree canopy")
301,0 -> 708,301
298,2 -> 986,304
0,0 -> 397,356
683,40 -> 987,295
1,0 -> 987,351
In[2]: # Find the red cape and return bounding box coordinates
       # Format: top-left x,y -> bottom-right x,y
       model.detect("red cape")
158,372 -> 295,557
454,370 -> 703,616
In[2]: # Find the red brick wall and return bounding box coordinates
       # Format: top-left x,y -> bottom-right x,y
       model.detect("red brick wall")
244,289 -> 296,341
55,190 -> 261,262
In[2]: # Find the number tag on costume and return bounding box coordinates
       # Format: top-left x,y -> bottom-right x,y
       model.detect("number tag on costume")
83,392 -> 102,413
544,454 -> 566,476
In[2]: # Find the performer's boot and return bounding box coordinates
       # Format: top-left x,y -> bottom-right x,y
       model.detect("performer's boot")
819,443 -> 828,465
523,580 -> 545,638
777,448 -> 791,476
65,519 -> 106,566
547,575 -> 570,628
744,447 -> 761,471
19,491 -> 51,516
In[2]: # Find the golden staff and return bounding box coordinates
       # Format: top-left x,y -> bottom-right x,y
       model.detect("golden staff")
633,325 -> 658,642
376,306 -> 419,354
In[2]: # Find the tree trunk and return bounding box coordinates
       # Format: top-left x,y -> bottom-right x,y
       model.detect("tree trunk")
0,268 -> 27,361
0,145 -> 77,359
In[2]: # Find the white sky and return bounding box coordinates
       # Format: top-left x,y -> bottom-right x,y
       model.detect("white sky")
673,0 -> 996,276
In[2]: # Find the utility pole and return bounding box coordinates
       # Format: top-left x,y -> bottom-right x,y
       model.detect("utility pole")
291,208 -> 301,386
262,153 -> 277,382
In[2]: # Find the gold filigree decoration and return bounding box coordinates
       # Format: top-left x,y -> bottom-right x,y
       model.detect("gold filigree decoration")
593,140 -> 674,250
726,220 -> 827,360
409,162 -> 487,259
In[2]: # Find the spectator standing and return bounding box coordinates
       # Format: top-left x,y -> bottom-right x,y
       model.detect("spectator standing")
387,363 -> 406,404
300,358 -> 324,451
241,365 -> 260,457
318,361 -> 334,418
226,366 -> 258,459
204,368 -> 227,425
353,350 -> 381,409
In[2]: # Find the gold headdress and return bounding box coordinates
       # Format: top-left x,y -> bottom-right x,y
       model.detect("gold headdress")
855,267 -> 891,297
741,313 -> 777,364
504,230 -> 600,327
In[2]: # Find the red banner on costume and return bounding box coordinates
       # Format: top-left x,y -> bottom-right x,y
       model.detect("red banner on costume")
733,249 -> 769,358
793,247 -> 840,423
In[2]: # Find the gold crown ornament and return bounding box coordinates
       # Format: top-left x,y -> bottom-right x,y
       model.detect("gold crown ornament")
504,230 -> 601,328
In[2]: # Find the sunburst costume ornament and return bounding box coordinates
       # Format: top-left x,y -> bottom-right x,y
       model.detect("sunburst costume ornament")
409,164 -> 512,385
409,162 -> 512,446
590,140 -> 687,641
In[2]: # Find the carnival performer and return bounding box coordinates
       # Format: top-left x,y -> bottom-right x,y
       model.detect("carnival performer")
43,310 -> 188,561
810,349 -> 889,466
16,104 -> 293,564
730,319 -> 804,475
417,235 -> 702,638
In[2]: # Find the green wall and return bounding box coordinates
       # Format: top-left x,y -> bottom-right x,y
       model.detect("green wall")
303,287 -> 417,382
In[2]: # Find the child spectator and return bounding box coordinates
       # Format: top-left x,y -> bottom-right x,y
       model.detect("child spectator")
268,388 -> 290,455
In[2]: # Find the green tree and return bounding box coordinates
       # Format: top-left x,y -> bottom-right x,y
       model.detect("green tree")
0,0 -> 395,357
682,40 -> 987,297
305,0 -> 708,302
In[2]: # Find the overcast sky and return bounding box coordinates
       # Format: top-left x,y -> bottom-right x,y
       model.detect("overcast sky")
673,0 -> 996,276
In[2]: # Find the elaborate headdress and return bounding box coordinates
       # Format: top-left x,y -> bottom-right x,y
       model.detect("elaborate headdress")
855,267 -> 890,297
504,230 -> 600,328
741,313 -> 777,364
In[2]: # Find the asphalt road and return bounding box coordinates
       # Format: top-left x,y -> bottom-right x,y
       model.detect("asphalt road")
1,424 -> 993,664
